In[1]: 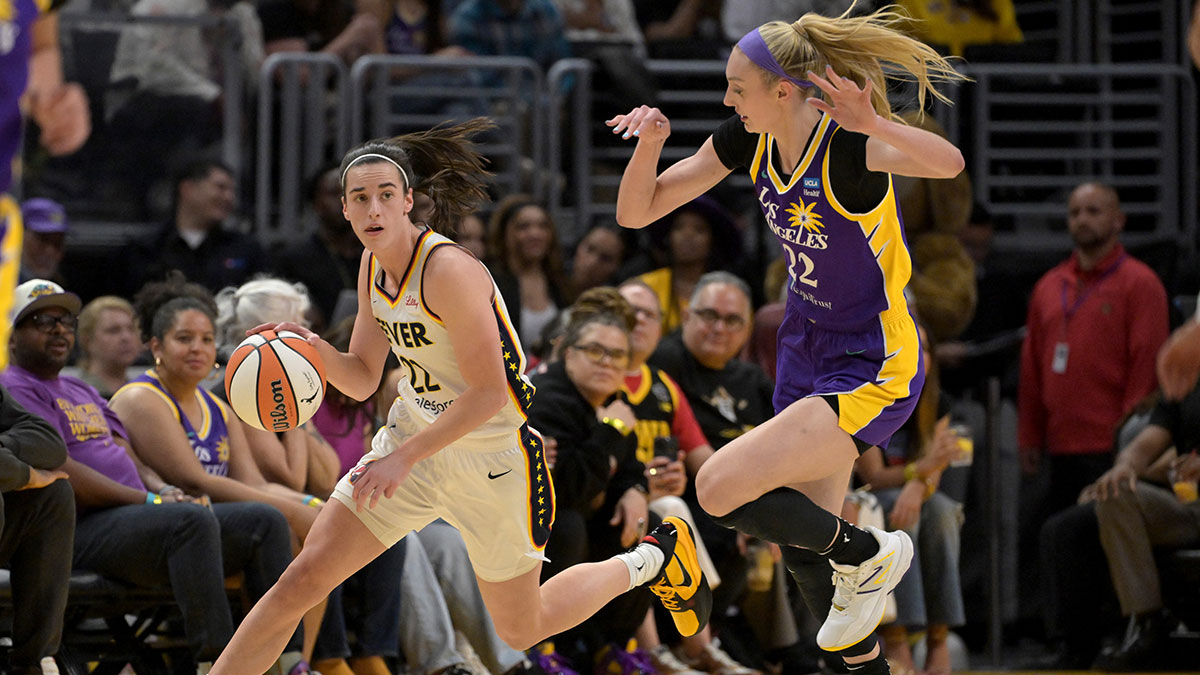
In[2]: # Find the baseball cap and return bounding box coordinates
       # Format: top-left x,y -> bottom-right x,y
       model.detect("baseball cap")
11,279 -> 82,325
21,198 -> 68,234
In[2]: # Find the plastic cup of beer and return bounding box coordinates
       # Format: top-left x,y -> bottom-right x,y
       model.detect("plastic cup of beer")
949,423 -> 973,467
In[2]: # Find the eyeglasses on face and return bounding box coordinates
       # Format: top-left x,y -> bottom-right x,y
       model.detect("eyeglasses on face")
690,307 -> 747,330
569,341 -> 630,367
26,313 -> 77,333
632,306 -> 661,322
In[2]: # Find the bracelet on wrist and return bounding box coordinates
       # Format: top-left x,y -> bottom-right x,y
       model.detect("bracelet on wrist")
602,416 -> 631,437
145,491 -> 162,505
903,462 -> 920,483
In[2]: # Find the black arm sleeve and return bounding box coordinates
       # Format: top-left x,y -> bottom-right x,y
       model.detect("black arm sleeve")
0,385 -> 68,491
712,115 -> 759,171
827,129 -> 889,214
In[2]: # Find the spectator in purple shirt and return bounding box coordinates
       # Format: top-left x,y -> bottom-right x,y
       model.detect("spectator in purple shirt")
1,279 -> 307,675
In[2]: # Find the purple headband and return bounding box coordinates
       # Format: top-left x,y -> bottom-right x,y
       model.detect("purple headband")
736,28 -> 813,89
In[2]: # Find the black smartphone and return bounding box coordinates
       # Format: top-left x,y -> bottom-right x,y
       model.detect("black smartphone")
653,436 -> 679,460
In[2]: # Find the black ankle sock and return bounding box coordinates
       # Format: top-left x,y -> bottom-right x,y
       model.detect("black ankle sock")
843,653 -> 890,674
820,518 -> 880,566
709,487 -> 880,561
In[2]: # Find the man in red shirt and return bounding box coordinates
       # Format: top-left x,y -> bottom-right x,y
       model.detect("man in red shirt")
1019,182 -> 1168,500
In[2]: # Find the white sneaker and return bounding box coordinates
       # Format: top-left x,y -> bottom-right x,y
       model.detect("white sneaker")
815,526 -> 913,652
40,657 -> 60,675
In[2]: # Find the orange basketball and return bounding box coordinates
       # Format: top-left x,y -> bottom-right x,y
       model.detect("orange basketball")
224,329 -> 326,432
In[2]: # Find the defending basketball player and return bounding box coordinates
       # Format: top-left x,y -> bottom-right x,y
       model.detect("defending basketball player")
209,119 -> 710,675
606,6 -> 966,673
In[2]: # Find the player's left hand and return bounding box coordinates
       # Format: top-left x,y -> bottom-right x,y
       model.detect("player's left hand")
30,83 -> 90,156
611,485 -> 650,547
805,66 -> 881,135
349,452 -> 412,511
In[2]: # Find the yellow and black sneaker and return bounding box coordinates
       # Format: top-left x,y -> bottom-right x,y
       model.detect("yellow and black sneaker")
644,516 -> 711,637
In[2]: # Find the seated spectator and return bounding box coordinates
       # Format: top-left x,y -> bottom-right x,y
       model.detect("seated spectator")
634,197 -> 743,334
852,325 -> 967,675
0,382 -> 73,675
121,158 -> 268,297
1,278 -> 302,675
72,296 -> 142,399
108,274 -> 326,670
448,0 -> 570,73
105,0 -> 263,218
1075,384 -> 1200,670
618,280 -> 764,675
527,287 -> 654,669
648,273 -> 774,451
18,198 -> 68,285
453,212 -> 488,260
551,0 -> 655,109
273,166 -> 363,332
215,277 -> 341,496
569,223 -> 629,299
257,0 -> 384,65
485,195 -> 569,358
633,0 -> 723,59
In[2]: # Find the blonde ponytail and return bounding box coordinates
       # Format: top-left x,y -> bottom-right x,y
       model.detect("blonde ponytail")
756,4 -> 967,122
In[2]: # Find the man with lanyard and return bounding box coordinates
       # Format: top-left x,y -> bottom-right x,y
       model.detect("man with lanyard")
1,0 -> 91,370
1017,181 -> 1169,624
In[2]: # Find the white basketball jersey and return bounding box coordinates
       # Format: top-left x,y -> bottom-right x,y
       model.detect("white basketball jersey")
369,229 -> 534,443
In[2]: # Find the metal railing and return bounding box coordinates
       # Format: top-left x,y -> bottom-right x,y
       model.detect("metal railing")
255,53 -> 350,243
935,63 -> 1197,252
349,55 -> 545,203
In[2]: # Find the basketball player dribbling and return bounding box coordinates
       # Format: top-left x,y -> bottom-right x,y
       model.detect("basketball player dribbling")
210,119 -> 710,675
606,6 -> 967,674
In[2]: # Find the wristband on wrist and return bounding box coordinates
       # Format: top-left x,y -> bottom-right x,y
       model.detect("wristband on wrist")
602,417 -> 631,436
145,492 -> 162,505
302,495 -> 325,508
903,462 -> 919,483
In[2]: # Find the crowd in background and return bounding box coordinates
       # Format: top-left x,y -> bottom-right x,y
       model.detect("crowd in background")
4,1 -> 1200,675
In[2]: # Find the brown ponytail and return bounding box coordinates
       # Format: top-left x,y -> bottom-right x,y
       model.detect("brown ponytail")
339,117 -> 495,234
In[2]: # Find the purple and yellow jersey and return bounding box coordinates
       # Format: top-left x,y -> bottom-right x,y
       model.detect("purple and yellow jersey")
751,113 -> 912,329
116,370 -> 233,476
715,113 -> 924,448
1,0 -> 51,194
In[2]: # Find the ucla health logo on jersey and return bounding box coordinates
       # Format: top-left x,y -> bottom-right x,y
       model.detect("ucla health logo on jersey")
802,177 -> 821,198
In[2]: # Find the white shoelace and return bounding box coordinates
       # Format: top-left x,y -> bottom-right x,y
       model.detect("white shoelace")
830,565 -> 866,612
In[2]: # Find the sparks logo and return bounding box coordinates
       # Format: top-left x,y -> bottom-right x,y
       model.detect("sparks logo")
28,283 -> 57,298
785,199 -> 824,234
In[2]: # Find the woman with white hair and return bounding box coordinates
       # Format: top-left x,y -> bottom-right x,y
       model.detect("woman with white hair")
215,277 -> 342,495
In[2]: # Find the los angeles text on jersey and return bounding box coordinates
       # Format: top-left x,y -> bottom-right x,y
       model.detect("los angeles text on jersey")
759,188 -> 828,250
376,318 -> 435,349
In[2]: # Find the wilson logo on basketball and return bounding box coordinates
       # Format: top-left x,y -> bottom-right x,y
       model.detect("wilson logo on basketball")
269,379 -> 290,431
225,329 -> 326,433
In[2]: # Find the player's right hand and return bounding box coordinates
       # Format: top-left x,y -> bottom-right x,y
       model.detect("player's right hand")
606,105 -> 671,143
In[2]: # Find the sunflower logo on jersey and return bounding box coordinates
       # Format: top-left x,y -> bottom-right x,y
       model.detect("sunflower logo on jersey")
785,199 -> 824,234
